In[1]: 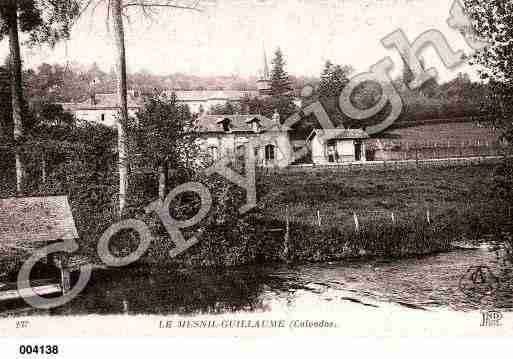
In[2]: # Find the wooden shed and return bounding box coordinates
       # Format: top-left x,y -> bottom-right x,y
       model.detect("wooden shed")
307,129 -> 369,165
0,196 -> 78,302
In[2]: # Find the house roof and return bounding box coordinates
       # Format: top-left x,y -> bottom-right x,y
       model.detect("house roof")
195,114 -> 286,133
167,90 -> 259,102
61,93 -> 142,111
60,90 -> 260,111
307,128 -> 369,142
0,196 -> 79,244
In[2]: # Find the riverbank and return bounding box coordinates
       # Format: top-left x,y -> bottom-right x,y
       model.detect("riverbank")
4,245 -> 511,318
1,162 -> 511,278
131,162 -> 512,267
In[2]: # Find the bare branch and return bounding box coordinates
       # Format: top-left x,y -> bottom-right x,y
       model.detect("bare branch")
105,0 -> 112,34
122,1 -> 202,12
78,0 -> 107,18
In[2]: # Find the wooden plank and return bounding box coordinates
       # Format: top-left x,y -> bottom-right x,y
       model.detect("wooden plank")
0,283 -> 61,301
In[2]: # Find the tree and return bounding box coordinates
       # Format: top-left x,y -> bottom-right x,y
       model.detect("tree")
239,94 -> 297,123
463,0 -> 513,142
463,0 -> 513,211
0,0 -> 80,194
208,101 -> 238,115
318,60 -> 352,98
267,47 -> 297,120
400,56 -> 439,98
79,0 -> 201,215
130,93 -> 197,201
0,66 -> 11,140
270,48 -> 292,97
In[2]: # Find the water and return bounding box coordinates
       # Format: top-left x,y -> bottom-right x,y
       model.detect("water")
46,246 -> 512,316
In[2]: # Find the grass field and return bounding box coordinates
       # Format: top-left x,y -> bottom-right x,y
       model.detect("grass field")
378,121 -> 500,145
253,163 -> 512,261
258,164 -> 499,220
366,121 -> 505,160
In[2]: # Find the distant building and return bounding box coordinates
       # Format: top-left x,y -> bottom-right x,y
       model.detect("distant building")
60,48 -> 302,123
195,114 -> 292,167
61,49 -> 275,122
165,89 -> 260,114
60,92 -> 142,127
307,129 -> 369,165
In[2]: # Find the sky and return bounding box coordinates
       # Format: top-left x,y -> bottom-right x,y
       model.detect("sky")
0,0 -> 478,83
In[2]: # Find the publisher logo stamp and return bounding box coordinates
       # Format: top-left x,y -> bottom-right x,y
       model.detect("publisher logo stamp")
480,310 -> 503,327
459,265 -> 500,301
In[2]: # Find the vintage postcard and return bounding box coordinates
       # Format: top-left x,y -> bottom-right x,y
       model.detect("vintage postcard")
0,0 -> 512,355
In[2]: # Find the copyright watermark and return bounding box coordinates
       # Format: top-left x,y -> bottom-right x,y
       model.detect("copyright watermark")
15,0 -> 490,310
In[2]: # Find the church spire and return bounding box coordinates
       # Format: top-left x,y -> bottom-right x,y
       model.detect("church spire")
257,43 -> 272,96
262,48 -> 270,81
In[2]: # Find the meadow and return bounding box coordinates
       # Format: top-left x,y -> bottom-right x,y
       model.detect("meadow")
1,148 -> 511,277
366,121 -> 505,161
251,163 -> 512,262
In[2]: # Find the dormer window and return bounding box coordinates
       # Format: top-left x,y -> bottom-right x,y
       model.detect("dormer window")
219,118 -> 231,132
245,117 -> 261,133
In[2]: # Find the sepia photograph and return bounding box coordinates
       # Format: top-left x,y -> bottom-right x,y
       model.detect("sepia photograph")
0,0 -> 512,353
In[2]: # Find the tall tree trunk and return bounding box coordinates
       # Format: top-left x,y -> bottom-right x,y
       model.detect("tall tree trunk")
41,153 -> 46,184
6,4 -> 25,195
111,0 -> 128,215
158,161 -> 168,201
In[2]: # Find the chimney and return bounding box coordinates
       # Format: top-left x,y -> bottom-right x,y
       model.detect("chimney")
221,118 -> 231,132
272,109 -> 280,123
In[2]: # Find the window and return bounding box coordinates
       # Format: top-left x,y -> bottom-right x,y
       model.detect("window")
236,144 -> 245,158
251,120 -> 260,133
209,146 -> 219,161
355,140 -> 363,161
327,140 -> 337,163
265,144 -> 275,161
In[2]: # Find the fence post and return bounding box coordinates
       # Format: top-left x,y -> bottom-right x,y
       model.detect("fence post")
54,257 -> 71,294
122,299 -> 129,314
282,206 -> 291,262
353,212 -> 360,233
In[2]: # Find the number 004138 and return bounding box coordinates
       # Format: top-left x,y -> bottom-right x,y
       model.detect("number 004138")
19,345 -> 59,355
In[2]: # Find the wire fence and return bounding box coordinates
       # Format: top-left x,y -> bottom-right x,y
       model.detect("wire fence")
259,142 -> 512,175
366,139 -> 509,162
272,204 -> 513,235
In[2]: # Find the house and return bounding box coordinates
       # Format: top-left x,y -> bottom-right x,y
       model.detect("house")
194,114 -> 292,167
60,92 -> 142,127
164,89 -> 260,114
61,90 -> 263,125
60,48 -> 302,124
307,128 -> 369,165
